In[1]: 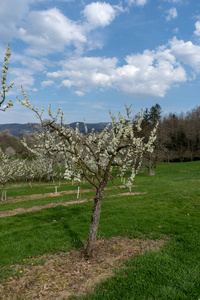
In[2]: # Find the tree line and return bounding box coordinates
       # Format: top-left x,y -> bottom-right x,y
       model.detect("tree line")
138,104 -> 200,165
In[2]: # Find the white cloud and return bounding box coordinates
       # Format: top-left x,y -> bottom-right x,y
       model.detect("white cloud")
6,50 -> 50,92
12,53 -> 47,72
166,7 -> 178,21
113,49 -> 186,97
9,68 -> 36,91
169,37 -> 200,71
47,72 -> 60,79
0,1 -> 123,57
19,8 -> 86,55
173,27 -> 179,34
194,21 -> 200,37
74,91 -> 85,96
39,36 -> 200,97
47,46 -> 187,98
16,3 -> 122,56
61,79 -> 73,88
47,56 -> 118,92
41,80 -> 55,88
126,0 -> 148,6
83,2 -> 118,29
0,0 -> 36,40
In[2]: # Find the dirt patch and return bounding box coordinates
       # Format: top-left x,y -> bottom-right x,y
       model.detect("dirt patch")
0,192 -> 146,218
0,236 -> 166,300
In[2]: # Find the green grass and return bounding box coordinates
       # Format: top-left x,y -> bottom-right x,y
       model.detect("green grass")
0,183 -> 132,212
0,191 -> 96,211
4,180 -> 95,198
0,161 -> 200,299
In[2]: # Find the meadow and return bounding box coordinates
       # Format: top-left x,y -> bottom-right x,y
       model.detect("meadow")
0,161 -> 200,299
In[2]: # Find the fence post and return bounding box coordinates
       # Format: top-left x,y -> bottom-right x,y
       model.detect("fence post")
77,186 -> 80,201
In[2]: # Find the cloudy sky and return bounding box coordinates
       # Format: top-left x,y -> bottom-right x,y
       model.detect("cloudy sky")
1,0 -> 200,124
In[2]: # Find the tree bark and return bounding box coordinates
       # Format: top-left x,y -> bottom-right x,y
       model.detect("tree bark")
148,165 -> 153,176
1,183 -> 6,201
148,154 -> 153,176
85,184 -> 104,257
46,172 -> 51,182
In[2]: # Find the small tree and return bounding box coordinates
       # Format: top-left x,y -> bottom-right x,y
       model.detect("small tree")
0,149 -> 25,201
24,159 -> 40,187
0,44 -> 14,111
18,88 -> 157,256
35,156 -> 53,186
21,129 -> 61,185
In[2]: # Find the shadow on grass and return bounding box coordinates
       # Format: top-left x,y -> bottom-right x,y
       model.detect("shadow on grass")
63,221 -> 85,249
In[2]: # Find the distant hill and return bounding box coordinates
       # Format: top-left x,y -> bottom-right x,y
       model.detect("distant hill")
0,122 -> 110,137
0,123 -> 35,137
69,122 -> 109,133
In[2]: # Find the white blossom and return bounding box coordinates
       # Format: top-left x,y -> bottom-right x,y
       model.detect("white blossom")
0,44 -> 14,112
0,149 -> 25,201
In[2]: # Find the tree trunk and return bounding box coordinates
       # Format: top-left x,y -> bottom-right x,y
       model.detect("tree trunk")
46,172 -> 51,182
152,155 -> 158,168
148,156 -> 152,176
85,184 -> 104,257
1,183 -> 6,201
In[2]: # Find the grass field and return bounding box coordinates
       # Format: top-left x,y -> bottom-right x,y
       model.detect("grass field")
0,161 -> 200,299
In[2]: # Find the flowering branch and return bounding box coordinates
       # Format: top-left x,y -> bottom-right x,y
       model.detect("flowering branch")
0,44 -> 14,112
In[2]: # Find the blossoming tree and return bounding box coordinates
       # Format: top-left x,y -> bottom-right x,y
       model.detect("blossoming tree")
21,129 -> 64,185
0,149 -> 25,201
24,159 -> 37,187
18,88 -> 157,256
0,44 -> 14,111
24,158 -> 52,187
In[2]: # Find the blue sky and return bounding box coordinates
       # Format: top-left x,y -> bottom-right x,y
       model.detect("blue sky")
1,0 -> 200,124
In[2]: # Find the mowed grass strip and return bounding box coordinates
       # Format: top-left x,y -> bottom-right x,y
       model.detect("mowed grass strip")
4,178 -> 122,199
0,184 -> 137,212
0,192 -> 95,212
0,161 -> 200,299
2,181 -> 95,198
